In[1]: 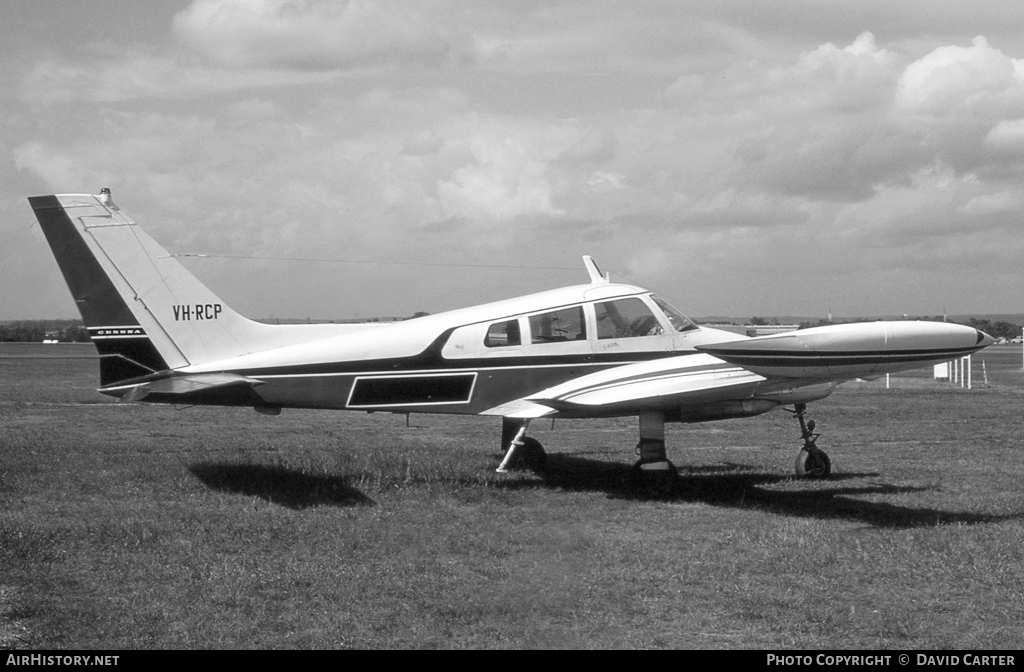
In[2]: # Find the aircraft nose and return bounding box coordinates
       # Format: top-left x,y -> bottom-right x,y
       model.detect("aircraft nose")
976,329 -> 996,348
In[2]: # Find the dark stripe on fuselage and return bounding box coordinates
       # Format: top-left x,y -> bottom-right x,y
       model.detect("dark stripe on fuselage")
702,346 -> 982,369
244,360 -> 622,412
107,360 -> 650,416
232,328 -> 672,379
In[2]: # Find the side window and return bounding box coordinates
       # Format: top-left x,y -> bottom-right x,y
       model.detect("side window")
529,306 -> 586,343
484,319 -> 521,348
595,298 -> 663,339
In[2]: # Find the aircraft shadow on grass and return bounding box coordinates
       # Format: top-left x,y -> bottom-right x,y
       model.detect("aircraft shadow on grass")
186,451 -> 1022,528
188,462 -> 375,509
508,452 -> 1023,530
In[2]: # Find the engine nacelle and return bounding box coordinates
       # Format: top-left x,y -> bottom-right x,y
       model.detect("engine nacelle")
675,382 -> 836,423
697,321 -> 994,380
755,382 -> 836,405
677,399 -> 778,423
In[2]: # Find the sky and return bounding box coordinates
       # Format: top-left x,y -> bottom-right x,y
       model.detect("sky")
4,0 -> 1024,322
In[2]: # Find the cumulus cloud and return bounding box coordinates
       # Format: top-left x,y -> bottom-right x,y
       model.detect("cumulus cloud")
11,3 -> 1024,317
12,142 -> 81,190
891,36 -> 1024,177
673,33 -> 908,203
657,32 -> 1024,210
172,0 -> 471,70
896,36 -> 1024,117
985,117 -> 1024,152
781,32 -> 898,111
434,118 -> 570,223
19,50 -> 338,104
959,190 -> 1020,216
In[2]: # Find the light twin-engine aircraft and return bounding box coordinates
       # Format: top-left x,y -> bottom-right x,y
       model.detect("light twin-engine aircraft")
28,190 -> 995,494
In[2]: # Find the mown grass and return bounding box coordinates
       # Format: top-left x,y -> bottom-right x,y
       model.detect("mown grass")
1,344 -> 1023,649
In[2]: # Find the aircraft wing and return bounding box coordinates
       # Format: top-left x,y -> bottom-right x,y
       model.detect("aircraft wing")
484,320 -> 991,420
525,354 -> 763,411
479,353 -> 794,421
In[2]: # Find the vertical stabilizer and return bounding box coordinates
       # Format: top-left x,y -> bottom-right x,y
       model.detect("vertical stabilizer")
28,192 -> 288,386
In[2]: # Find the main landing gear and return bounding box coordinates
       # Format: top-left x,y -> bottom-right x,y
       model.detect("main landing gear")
789,403 -> 831,478
496,419 -> 547,473
497,405 -> 830,492
496,413 -> 678,497
632,409 -> 678,497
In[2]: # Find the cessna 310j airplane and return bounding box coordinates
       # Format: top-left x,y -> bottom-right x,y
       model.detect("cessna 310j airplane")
29,190 -> 995,494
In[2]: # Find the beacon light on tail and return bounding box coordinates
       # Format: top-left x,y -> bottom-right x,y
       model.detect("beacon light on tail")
28,190 -> 996,496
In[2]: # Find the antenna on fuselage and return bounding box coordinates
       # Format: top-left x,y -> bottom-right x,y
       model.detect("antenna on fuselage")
583,255 -> 610,284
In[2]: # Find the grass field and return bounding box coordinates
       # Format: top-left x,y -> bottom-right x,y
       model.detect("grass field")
2,343 -> 1023,649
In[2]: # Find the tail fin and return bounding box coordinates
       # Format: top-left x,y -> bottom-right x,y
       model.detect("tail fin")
28,191 -> 285,386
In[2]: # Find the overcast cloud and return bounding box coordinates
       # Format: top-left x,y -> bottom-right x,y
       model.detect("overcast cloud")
4,0 -> 1024,321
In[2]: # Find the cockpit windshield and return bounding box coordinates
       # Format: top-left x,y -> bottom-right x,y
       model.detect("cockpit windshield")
651,295 -> 699,333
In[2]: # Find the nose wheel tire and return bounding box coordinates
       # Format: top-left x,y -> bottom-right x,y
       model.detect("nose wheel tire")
795,448 -> 831,479
790,403 -> 831,479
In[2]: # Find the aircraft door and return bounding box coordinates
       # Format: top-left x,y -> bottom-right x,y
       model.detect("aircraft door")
592,297 -> 674,355
522,305 -> 593,360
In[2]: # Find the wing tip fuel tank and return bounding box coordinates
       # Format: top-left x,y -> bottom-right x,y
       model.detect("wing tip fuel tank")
696,321 -> 995,379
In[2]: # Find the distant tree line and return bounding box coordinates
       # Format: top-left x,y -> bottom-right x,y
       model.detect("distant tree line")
0,320 -> 90,343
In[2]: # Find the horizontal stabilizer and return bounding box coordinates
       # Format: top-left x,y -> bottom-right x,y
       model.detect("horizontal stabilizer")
118,372 -> 265,403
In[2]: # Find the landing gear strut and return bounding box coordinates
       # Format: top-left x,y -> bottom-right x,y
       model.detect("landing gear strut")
632,409 -> 678,497
496,418 -> 547,473
789,403 -> 831,478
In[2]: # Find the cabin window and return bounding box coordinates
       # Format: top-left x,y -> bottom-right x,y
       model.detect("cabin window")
484,319 -> 521,348
595,297 -> 663,339
529,306 -> 586,343
651,295 -> 699,332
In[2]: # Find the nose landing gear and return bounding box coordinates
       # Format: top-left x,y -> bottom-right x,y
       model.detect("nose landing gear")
789,403 -> 831,478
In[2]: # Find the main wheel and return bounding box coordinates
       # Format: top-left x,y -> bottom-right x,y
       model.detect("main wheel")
631,460 -> 678,498
795,448 -> 831,479
506,437 -> 547,472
